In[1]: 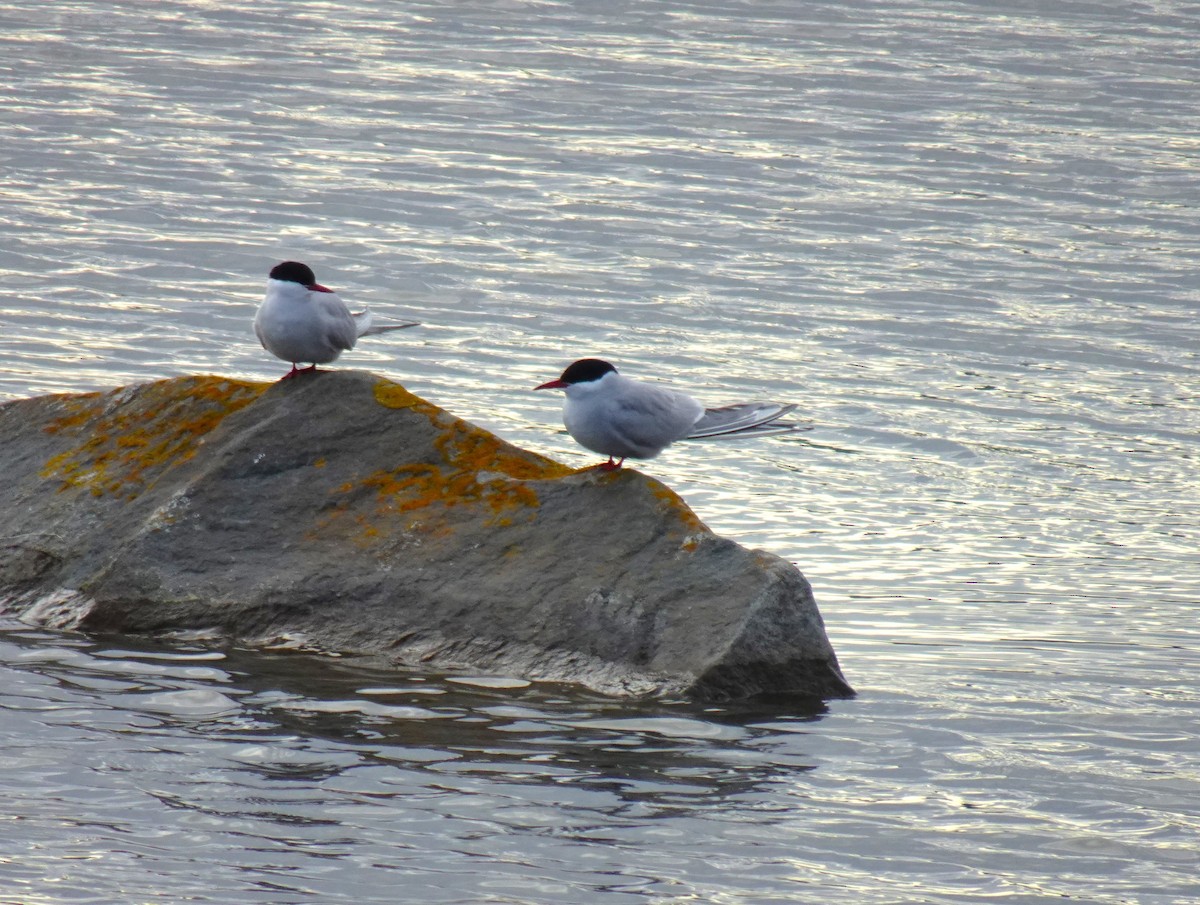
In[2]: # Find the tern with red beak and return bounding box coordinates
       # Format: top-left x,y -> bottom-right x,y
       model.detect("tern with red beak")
254,261 -> 420,379
535,358 -> 800,470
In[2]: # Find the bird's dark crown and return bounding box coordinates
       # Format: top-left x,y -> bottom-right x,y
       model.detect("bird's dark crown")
559,358 -> 618,384
270,261 -> 317,286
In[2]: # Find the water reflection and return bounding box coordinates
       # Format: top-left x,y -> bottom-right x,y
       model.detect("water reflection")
247,653 -> 826,802
3,621 -> 823,810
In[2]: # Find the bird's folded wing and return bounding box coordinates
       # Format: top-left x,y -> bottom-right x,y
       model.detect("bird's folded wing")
686,402 -> 804,439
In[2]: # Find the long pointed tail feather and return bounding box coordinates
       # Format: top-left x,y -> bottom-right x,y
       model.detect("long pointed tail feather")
360,321 -> 421,336
353,307 -> 421,337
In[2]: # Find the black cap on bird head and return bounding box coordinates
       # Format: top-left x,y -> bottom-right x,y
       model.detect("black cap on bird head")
270,261 -> 318,285
269,261 -> 332,292
535,358 -> 617,391
559,359 -> 617,384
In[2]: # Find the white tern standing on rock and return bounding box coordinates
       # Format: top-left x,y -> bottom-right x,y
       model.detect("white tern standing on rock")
254,261 -> 420,379
534,358 -> 803,470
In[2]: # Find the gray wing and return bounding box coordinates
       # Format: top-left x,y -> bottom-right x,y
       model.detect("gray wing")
609,385 -> 704,454
686,402 -> 801,439
318,295 -> 359,352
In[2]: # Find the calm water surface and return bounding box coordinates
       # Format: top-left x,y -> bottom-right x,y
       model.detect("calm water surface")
2,0 -> 1199,902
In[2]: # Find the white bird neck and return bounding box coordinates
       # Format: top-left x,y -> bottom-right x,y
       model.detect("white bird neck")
563,370 -> 620,400
266,278 -> 313,301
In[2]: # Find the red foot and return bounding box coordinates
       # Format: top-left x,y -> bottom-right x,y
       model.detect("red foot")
597,456 -> 625,471
280,364 -> 320,380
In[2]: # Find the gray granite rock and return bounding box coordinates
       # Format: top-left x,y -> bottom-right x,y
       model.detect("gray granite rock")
0,372 -> 852,700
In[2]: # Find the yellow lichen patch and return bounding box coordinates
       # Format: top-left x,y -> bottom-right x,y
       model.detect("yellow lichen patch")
320,393 -> 573,543
373,380 -> 438,414
39,376 -> 267,501
39,391 -> 108,434
648,481 -> 709,536
374,378 -> 572,481
356,457 -> 541,528
433,424 -> 572,483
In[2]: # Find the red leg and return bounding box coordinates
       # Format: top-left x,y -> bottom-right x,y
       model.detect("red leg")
597,456 -> 625,471
281,363 -> 320,380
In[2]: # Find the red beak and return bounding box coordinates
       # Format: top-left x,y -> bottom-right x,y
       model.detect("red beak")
534,379 -> 568,390
308,283 -> 334,293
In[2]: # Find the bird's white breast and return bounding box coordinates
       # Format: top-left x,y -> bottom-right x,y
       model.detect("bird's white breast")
255,279 -> 357,364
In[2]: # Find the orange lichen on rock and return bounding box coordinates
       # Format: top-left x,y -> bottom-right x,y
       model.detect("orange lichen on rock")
360,461 -> 539,520
315,381 -> 576,539
372,381 -> 439,415
648,481 -> 709,537
431,417 -> 571,483
39,376 -> 266,501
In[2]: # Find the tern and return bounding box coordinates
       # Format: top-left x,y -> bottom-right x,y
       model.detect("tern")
534,358 -> 801,470
254,261 -> 420,378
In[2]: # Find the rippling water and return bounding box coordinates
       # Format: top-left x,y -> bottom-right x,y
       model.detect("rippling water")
2,0 -> 1199,902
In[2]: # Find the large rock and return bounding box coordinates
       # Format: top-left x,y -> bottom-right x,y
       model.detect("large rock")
0,372 -> 852,701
